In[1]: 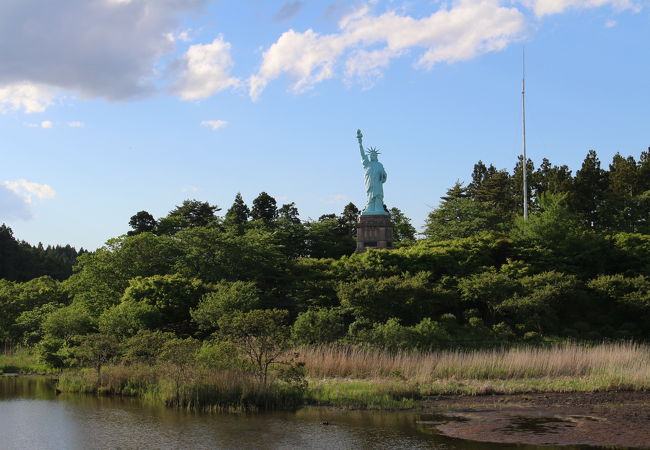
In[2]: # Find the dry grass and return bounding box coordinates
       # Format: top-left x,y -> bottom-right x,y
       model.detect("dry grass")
300,342 -> 650,386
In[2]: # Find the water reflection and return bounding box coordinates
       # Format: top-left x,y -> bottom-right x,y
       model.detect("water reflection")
0,377 -> 599,450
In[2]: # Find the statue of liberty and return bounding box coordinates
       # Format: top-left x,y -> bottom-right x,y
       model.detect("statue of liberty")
357,129 -> 388,215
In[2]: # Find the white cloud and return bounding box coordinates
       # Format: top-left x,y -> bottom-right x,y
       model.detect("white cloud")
605,19 -> 617,27
67,121 -> 84,128
0,82 -> 55,113
201,119 -> 228,130
0,0 -> 209,108
3,180 -> 56,203
325,194 -> 349,204
175,37 -> 240,100
533,0 -> 639,16
1,179 -> 55,220
249,0 -> 526,99
181,185 -> 200,192
24,120 -> 54,128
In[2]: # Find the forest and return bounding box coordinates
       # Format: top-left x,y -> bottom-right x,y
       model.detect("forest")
1,147 -> 649,408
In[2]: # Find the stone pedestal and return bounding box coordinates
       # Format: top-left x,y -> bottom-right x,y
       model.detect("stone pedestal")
356,214 -> 394,253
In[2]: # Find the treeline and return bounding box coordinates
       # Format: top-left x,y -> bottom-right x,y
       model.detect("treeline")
426,149 -> 650,239
0,225 -> 86,282
126,192 -> 416,259
0,147 -> 648,375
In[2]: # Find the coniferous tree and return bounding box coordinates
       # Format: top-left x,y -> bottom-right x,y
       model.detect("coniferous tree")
250,192 -> 278,226
224,193 -> 250,229
571,150 -> 608,230
340,202 -> 360,236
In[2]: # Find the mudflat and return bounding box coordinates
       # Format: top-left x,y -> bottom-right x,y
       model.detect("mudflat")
426,391 -> 650,448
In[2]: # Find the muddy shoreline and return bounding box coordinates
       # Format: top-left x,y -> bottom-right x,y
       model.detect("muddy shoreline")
424,391 -> 650,448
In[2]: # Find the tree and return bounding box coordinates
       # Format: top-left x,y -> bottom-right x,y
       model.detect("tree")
250,192 -> 277,226
605,153 -> 641,232
71,333 -> 120,381
511,192 -> 611,277
191,281 -> 262,332
340,203 -> 360,236
64,233 -> 181,314
158,199 -> 220,234
128,211 -> 157,235
571,150 -> 608,229
98,301 -> 162,338
423,182 -> 504,240
388,207 -> 416,243
474,167 -> 514,216
277,202 -> 301,224
337,272 -> 453,325
158,337 -> 200,404
305,219 -> 355,259
291,307 -> 346,345
275,205 -> 308,258
121,274 -> 209,333
217,309 -> 291,388
532,158 -> 573,202
224,193 -> 250,231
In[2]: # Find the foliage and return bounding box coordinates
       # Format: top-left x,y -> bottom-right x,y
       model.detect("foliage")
191,281 -> 262,332
218,309 -> 291,387
291,307 -> 347,345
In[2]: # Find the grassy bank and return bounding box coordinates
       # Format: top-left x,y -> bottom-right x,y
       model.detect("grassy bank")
0,348 -> 50,375
27,342 -> 650,410
302,342 -> 650,408
57,364 -> 304,412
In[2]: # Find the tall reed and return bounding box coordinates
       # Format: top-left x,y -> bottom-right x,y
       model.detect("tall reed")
300,342 -> 650,385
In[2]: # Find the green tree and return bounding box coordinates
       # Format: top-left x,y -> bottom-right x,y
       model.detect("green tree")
158,337 -> 201,404
121,274 -> 209,333
217,309 -> 291,387
340,202 -> 360,236
250,192 -> 278,226
423,182 -> 504,240
70,333 -> 120,381
64,233 -> 181,314
167,199 -> 221,228
128,211 -> 157,235
511,192 -> 611,276
122,330 -> 175,365
277,202 -> 301,224
305,219 -> 355,259
388,207 -> 416,243
98,301 -> 162,338
570,150 -> 608,229
224,193 -> 250,232
338,272 -> 453,325
291,307 -> 346,344
191,281 -> 262,332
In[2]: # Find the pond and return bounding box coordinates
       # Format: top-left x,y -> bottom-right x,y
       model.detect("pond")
0,376 -> 601,449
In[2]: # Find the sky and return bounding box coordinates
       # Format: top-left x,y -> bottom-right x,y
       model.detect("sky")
1,0 -> 649,251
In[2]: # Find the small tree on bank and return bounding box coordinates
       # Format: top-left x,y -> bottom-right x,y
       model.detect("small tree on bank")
217,309 -> 290,388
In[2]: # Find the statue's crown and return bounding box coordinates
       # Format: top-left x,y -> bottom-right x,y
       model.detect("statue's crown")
366,146 -> 381,155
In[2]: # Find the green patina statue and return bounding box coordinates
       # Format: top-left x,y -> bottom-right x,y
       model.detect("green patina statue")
357,129 -> 388,215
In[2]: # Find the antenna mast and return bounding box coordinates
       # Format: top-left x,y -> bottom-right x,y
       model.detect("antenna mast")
521,48 -> 528,220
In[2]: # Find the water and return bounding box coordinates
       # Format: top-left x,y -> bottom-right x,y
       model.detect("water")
0,376 -> 596,450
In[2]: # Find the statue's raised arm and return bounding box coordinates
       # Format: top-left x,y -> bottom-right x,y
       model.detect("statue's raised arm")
357,129 -> 368,163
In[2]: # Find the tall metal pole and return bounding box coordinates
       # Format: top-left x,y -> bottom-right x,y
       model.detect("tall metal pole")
521,48 -> 528,220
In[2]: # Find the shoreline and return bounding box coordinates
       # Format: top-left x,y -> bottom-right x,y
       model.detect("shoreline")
425,391 -> 650,448
4,373 -> 650,447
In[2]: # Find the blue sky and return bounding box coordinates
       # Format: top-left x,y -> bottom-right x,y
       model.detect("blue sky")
1,0 -> 648,250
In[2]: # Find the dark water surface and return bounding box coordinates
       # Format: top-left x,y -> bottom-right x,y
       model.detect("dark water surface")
0,377 -> 600,450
